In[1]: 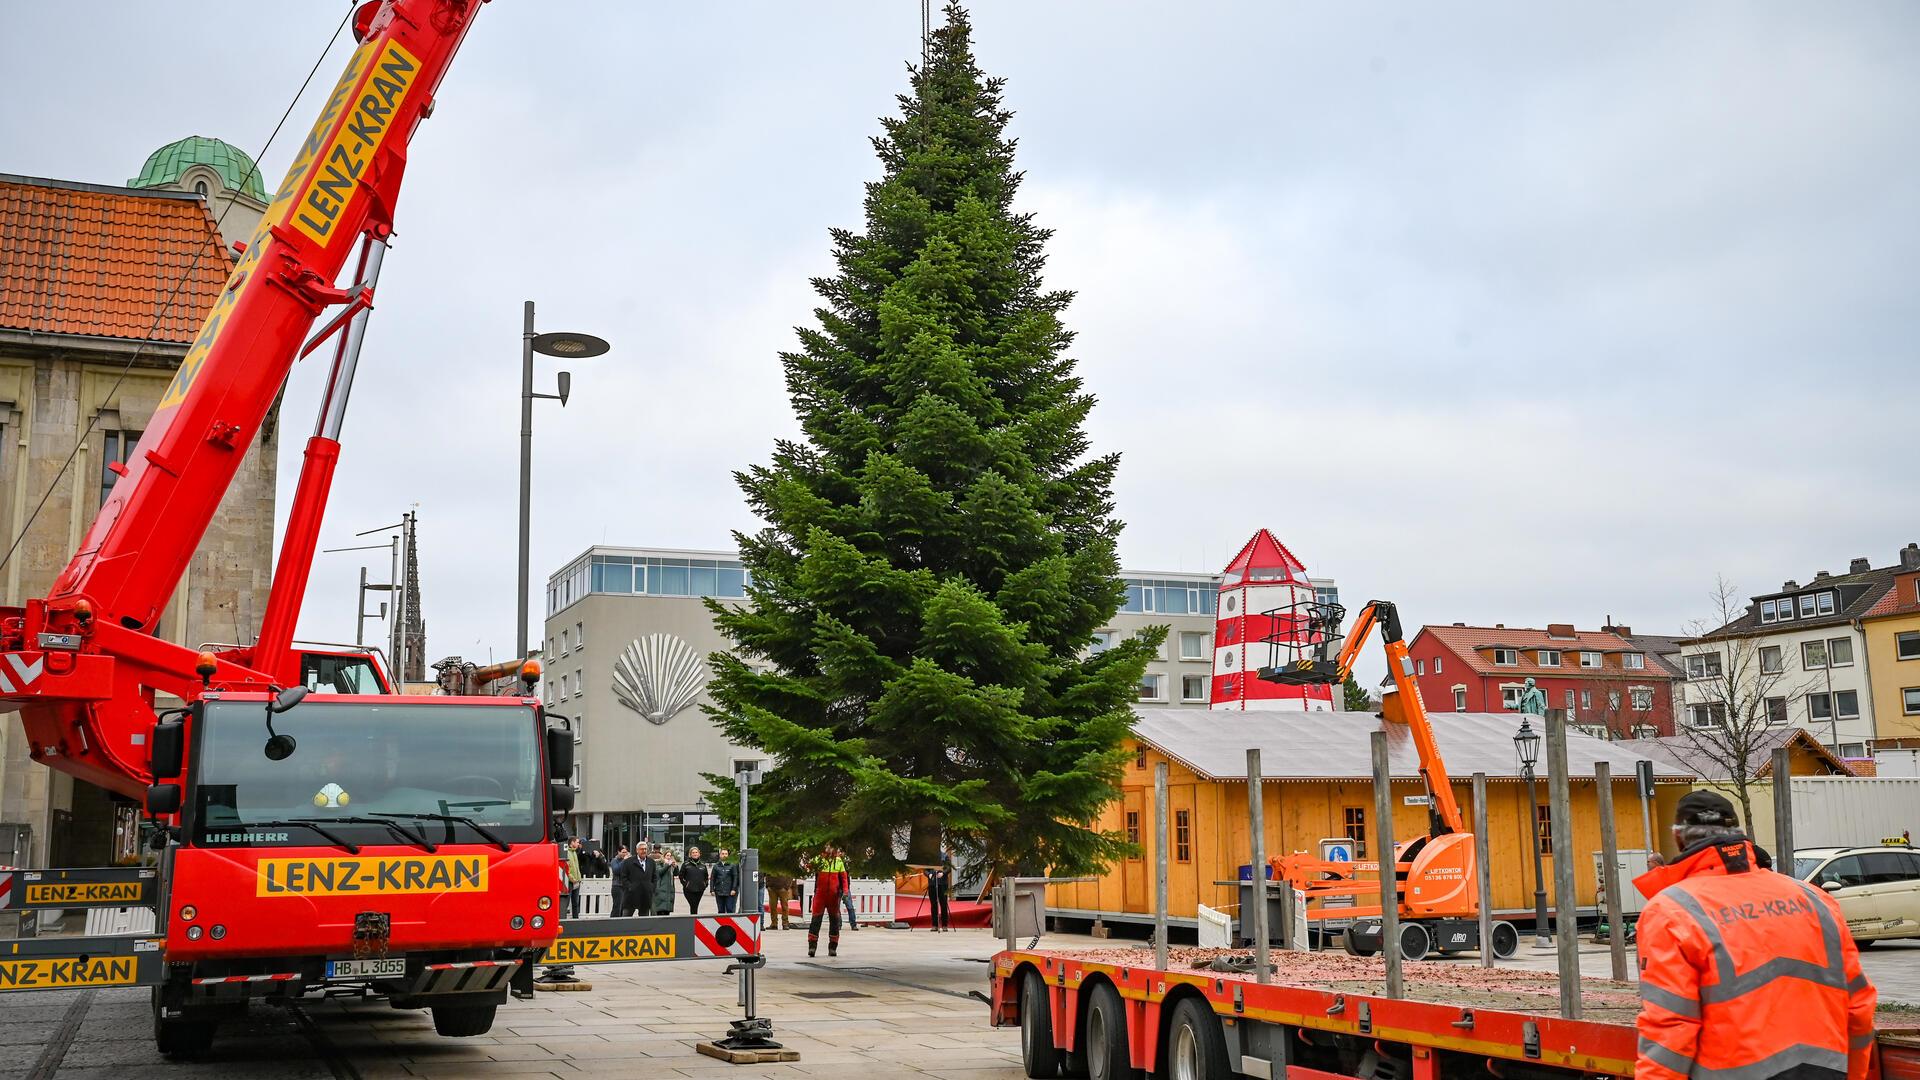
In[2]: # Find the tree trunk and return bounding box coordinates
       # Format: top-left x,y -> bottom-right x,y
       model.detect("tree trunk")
907,812 -> 943,867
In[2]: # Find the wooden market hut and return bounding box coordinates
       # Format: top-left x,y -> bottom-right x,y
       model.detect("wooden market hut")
1047,707 -> 1695,930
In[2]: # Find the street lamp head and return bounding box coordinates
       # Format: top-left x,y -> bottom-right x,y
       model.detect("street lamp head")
1513,717 -> 1541,771
532,331 -> 610,359
555,370 -> 571,406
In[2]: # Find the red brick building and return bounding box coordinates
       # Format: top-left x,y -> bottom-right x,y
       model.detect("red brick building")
1407,622 -> 1682,737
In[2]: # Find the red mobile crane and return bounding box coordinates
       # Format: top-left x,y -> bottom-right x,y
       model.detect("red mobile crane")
0,0 -> 580,1054
1260,599 -> 1518,961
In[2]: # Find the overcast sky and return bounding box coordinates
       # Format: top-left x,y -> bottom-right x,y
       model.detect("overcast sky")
6,3 -> 1916,686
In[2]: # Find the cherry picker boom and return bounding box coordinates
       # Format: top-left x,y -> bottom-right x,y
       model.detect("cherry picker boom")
1258,598 -> 1520,961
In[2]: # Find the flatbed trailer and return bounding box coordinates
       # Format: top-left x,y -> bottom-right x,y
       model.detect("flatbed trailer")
988,945 -> 1920,1080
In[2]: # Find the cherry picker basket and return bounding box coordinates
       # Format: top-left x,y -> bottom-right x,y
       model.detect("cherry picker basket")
1256,598 -> 1346,686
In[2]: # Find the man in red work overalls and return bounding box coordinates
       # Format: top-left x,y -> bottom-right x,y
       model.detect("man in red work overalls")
806,845 -> 851,959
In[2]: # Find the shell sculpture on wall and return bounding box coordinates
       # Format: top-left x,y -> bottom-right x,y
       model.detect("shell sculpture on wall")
612,633 -> 709,725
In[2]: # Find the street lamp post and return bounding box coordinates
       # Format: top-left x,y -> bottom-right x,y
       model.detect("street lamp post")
1514,718 -> 1551,949
517,300 -> 610,660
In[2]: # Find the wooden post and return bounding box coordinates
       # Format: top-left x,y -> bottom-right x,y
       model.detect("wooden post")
1155,761 -> 1170,972
1473,771 -> 1494,969
1370,731 -> 1403,999
1773,746 -> 1795,868
1545,710 -> 1581,1019
1595,762 -> 1627,982
1247,749 -> 1271,984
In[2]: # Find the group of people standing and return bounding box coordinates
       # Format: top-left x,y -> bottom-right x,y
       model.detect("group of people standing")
603,842 -> 741,916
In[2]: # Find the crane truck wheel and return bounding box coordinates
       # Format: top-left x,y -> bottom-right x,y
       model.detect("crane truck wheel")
1083,981 -> 1138,1079
1397,922 -> 1431,962
151,990 -> 217,1059
1165,997 -> 1231,1080
1489,921 -> 1520,960
1019,968 -> 1065,1078
430,1000 -> 498,1037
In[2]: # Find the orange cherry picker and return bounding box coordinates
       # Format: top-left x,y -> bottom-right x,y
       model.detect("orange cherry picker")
0,1 -> 769,1059
1259,598 -> 1520,961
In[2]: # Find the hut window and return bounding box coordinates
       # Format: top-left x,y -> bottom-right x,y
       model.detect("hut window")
1135,746 -> 1146,769
1535,804 -> 1553,855
1174,810 -> 1191,862
1343,806 -> 1367,858
1125,811 -> 1141,850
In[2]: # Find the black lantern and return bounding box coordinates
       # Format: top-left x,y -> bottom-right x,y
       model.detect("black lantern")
1513,717 -> 1541,772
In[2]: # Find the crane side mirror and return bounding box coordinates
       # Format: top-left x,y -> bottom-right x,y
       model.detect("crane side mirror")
271,685 -> 309,713
146,783 -> 182,817
546,727 -> 574,781
150,720 -> 185,779
549,780 -> 575,815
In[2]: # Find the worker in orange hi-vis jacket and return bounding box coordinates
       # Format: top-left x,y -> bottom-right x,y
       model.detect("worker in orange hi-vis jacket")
804,845 -> 851,959
1633,790 -> 1877,1080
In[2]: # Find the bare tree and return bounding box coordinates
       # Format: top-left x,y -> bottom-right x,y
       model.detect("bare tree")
1669,576 -> 1815,827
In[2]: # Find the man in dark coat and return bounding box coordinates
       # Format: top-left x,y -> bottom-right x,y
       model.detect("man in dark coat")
711,848 -> 740,914
678,846 -> 711,913
616,843 -> 657,918
608,845 -> 632,917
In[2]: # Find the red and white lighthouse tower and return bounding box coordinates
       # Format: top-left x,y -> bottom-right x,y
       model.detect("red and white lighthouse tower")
1211,529 -> 1334,711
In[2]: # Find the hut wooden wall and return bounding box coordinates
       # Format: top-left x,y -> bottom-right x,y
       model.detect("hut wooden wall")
1048,739 -> 1688,920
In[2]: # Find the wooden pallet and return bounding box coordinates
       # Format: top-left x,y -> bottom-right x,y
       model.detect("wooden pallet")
532,980 -> 594,992
695,1042 -> 800,1064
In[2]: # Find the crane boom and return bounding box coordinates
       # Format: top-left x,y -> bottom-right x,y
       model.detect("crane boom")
0,0 -> 485,797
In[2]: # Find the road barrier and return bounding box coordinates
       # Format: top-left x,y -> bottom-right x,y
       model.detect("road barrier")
795,877 -> 895,921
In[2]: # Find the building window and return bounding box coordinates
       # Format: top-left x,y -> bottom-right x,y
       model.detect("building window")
1904,688 -> 1920,716
1685,653 -> 1724,679
1564,689 -> 1576,709
1501,685 -> 1523,709
1134,745 -> 1146,769
99,429 -> 141,506
1826,637 -> 1853,667
1138,674 -> 1167,702
1343,806 -> 1368,858
1181,675 -> 1208,703
1122,578 -> 1218,616
1179,631 -> 1210,661
1624,652 -> 1645,670
1808,693 -> 1832,721
1803,641 -> 1829,670
1174,810 -> 1191,862
1537,650 -> 1560,668
1608,690 -> 1622,710
1799,594 -> 1818,618
1535,804 -> 1553,855
1761,600 -> 1777,624
1689,702 -> 1727,728
1089,631 -> 1117,656
1818,592 -> 1836,615
1492,648 -> 1519,666
1453,687 -> 1467,711
1837,690 -> 1860,719
1581,689 -> 1594,710
575,622 -> 584,650
1580,651 -> 1603,669
573,669 -> 581,699
1433,656 -> 1442,674
1416,659 -> 1426,675
1898,632 -> 1920,662
1125,811 -> 1141,849
1760,646 -> 1783,674
1631,688 -> 1653,711
1766,697 -> 1788,724
1223,651 -> 1236,670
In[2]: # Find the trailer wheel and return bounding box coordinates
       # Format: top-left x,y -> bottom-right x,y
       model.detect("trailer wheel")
1020,969 -> 1064,1078
431,1001 -> 498,1037
1083,982 -> 1138,1079
1489,921 -> 1520,960
1398,922 -> 1431,961
1342,930 -> 1375,957
1165,997 -> 1230,1080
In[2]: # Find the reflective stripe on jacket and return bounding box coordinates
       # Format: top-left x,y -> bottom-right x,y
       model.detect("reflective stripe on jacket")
1633,838 -> 1876,1080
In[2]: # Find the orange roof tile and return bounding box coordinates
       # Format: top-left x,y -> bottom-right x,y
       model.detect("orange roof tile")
1864,571 -> 1920,619
0,175 -> 233,345
1416,623 -> 1674,681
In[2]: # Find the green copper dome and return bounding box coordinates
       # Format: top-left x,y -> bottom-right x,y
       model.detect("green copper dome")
129,136 -> 266,203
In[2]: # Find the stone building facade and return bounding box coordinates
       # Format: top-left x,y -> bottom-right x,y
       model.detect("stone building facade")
0,142 -> 278,866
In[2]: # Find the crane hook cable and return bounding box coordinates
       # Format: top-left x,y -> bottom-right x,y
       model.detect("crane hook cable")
0,6 -> 355,577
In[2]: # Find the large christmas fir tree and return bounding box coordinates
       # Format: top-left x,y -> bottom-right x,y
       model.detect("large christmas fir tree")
705,5 -> 1156,876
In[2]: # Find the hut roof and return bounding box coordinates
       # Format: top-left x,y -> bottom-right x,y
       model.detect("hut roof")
1129,708 -> 1695,783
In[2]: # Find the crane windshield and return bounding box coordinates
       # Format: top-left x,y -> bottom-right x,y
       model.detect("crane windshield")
189,698 -> 544,849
